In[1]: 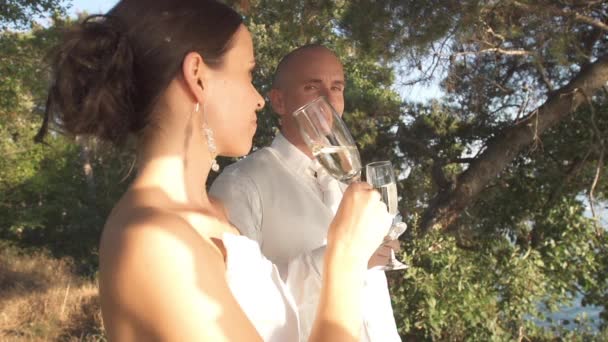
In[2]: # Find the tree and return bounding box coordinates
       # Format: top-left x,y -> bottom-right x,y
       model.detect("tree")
1,0 -> 607,339
340,0 -> 608,233
337,0 -> 608,338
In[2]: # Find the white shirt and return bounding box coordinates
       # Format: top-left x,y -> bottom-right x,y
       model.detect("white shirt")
224,233 -> 300,341
210,133 -> 401,342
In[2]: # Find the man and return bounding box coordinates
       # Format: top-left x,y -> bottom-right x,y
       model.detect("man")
210,45 -> 401,341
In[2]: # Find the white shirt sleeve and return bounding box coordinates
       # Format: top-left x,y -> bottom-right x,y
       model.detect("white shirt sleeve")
209,170 -> 263,244
286,248 -> 402,342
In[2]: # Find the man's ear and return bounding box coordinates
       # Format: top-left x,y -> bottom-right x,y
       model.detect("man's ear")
269,88 -> 286,116
182,52 -> 207,105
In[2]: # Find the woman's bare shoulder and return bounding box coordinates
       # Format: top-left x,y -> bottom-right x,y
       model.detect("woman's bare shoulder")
98,207 -> 249,340
100,206 -> 225,279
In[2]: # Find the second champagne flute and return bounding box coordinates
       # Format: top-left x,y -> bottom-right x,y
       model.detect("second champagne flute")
366,160 -> 408,271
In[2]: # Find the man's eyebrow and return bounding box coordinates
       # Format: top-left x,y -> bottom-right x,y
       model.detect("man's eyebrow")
302,79 -> 345,84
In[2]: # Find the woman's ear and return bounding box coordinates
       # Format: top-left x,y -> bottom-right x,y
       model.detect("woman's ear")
182,52 -> 207,105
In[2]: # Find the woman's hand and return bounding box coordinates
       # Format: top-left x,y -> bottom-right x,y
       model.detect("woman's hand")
326,182 -> 393,268
310,182 -> 393,342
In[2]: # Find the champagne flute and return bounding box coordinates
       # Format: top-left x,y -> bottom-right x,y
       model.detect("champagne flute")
365,160 -> 408,271
293,97 -> 407,271
292,96 -> 361,183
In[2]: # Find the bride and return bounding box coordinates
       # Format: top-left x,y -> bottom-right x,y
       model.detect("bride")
39,0 -> 392,340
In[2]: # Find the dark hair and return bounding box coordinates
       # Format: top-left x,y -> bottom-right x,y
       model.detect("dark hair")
36,0 -> 242,144
271,44 -> 335,89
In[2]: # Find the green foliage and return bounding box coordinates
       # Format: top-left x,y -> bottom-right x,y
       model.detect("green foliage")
394,86 -> 607,340
0,0 -> 67,30
392,231 -> 542,341
1,0 -> 607,340
0,112 -> 133,274
0,17 -> 67,114
391,208 -> 607,341
0,13 -> 131,275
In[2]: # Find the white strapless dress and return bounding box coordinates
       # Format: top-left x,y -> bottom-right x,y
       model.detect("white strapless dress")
223,233 -> 301,341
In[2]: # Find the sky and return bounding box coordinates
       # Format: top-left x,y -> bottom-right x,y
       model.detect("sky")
69,0 -> 117,15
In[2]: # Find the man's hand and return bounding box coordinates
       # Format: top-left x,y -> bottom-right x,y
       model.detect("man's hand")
368,239 -> 401,269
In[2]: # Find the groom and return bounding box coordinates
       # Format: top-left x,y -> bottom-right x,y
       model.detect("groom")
210,44 -> 401,341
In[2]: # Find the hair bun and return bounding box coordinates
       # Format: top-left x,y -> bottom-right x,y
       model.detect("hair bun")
46,15 -> 137,143
40,0 -> 244,146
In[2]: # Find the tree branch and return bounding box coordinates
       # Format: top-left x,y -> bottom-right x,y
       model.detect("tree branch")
432,159 -> 451,190
451,158 -> 476,164
397,135 -> 435,157
420,53 -> 608,232
514,87 -> 532,123
582,91 -> 605,231
451,48 -> 533,58
513,1 -> 608,32
534,58 -> 555,92
545,150 -> 592,209
484,24 -> 506,44
589,146 -> 604,227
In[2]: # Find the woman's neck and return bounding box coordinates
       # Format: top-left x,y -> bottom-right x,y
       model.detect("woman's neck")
134,156 -> 210,208
132,116 -> 214,209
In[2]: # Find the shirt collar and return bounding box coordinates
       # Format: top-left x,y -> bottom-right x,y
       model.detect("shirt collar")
271,133 -> 315,177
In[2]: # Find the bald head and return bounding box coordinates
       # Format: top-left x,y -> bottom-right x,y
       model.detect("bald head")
268,44 -> 345,157
272,44 -> 342,90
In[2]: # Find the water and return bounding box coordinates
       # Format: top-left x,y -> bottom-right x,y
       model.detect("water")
537,199 -> 606,331
537,294 -> 603,331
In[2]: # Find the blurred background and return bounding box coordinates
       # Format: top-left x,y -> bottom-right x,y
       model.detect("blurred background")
1,0 -> 607,340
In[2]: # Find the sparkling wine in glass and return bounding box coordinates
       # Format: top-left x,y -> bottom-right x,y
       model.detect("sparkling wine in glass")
366,160 -> 408,271
312,145 -> 361,182
293,96 -> 362,183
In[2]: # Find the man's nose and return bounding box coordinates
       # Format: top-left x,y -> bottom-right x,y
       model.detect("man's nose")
326,97 -> 342,117
320,87 -> 338,107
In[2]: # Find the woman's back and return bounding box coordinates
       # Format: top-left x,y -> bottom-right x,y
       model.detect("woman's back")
98,189 -> 273,341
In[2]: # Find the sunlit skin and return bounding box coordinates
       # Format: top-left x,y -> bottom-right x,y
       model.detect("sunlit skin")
97,25 -> 390,342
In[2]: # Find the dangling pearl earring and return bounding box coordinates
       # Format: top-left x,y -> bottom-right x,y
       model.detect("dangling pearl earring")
196,102 -> 220,172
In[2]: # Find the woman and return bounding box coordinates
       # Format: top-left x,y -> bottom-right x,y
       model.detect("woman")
40,0 -> 392,340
